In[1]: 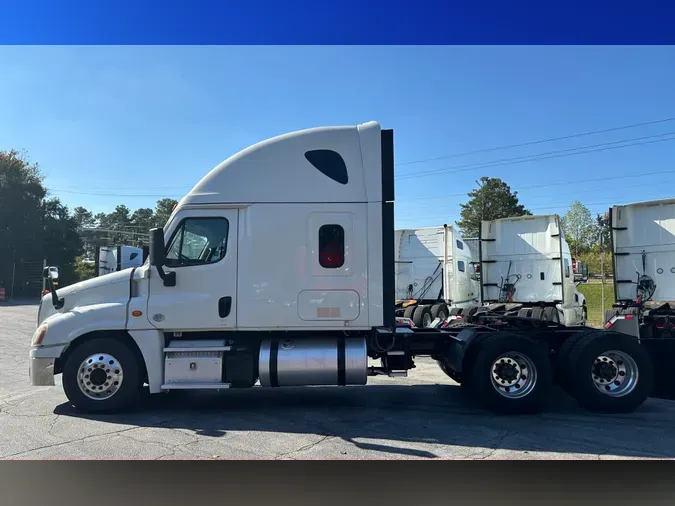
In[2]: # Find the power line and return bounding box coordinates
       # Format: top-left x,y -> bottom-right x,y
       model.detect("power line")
396,132 -> 675,180
396,169 -> 675,203
394,116 -> 675,167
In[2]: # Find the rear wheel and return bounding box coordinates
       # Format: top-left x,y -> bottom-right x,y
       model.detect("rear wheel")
564,331 -> 654,413
543,306 -> 560,323
62,337 -> 143,413
555,329 -> 598,395
517,308 -> 531,318
412,305 -> 433,328
530,307 -> 544,321
430,303 -> 449,322
468,332 -> 553,414
403,306 -> 416,320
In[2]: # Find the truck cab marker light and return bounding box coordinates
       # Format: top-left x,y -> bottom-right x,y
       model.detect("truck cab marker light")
33,325 -> 48,346
132,310 -> 143,317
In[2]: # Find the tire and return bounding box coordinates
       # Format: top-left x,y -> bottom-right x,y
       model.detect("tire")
431,303 -> 449,321
449,307 -> 462,316
530,307 -> 544,321
555,329 -> 599,396
403,306 -> 416,320
62,337 -> 143,414
543,307 -> 560,323
468,332 -> 553,414
412,305 -> 433,328
437,360 -> 459,382
565,331 -> 654,413
517,308 -> 531,318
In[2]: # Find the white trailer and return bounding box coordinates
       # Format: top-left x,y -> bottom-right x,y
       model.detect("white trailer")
394,225 -> 479,327
30,121 -> 657,416
94,245 -> 147,277
477,214 -> 587,326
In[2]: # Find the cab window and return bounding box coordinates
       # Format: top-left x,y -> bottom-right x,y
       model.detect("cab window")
165,217 -> 229,267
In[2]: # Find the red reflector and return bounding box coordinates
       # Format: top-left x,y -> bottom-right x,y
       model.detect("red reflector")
456,316 -> 462,320
625,315 -> 634,320
605,322 -> 613,328
656,324 -> 666,329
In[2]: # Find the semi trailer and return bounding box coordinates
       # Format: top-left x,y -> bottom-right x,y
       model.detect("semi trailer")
30,121 -> 655,415
393,225 -> 479,327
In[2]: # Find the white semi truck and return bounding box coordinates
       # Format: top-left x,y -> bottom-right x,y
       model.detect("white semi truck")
475,214 -> 587,326
393,225 -> 479,327
30,121 -> 656,415
606,198 -> 675,395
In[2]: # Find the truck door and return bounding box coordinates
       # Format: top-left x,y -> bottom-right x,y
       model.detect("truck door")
146,209 -> 238,331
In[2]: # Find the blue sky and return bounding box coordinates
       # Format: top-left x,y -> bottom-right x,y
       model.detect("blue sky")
1,45 -> 675,230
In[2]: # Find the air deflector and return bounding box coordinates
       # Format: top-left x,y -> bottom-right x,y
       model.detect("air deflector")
304,149 -> 349,185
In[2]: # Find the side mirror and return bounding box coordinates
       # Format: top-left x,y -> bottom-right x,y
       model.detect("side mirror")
42,266 -> 59,280
149,227 -> 176,287
149,228 -> 166,267
42,266 -> 64,309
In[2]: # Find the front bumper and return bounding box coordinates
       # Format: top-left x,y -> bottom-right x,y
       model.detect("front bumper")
29,357 -> 56,386
29,346 -> 65,386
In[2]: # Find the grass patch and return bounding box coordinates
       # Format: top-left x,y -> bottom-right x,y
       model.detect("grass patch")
577,282 -> 615,328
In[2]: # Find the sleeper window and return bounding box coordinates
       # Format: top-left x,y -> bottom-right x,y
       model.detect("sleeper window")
165,217 -> 229,267
564,258 -> 570,278
319,224 -> 345,268
456,240 -> 464,250
458,260 -> 465,272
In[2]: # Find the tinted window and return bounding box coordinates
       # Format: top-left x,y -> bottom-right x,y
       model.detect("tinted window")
456,240 -> 464,250
165,217 -> 229,267
129,252 -> 138,260
458,260 -> 465,272
319,224 -> 344,268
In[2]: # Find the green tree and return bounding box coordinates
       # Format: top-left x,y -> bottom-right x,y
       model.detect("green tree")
561,201 -> 596,256
42,198 -> 83,284
456,177 -> 531,237
596,212 -> 611,251
0,150 -> 46,294
153,198 -> 179,228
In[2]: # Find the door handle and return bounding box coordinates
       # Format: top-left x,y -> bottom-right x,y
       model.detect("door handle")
218,296 -> 232,318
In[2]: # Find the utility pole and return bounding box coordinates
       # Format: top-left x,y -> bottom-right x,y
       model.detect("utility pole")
600,231 -> 605,317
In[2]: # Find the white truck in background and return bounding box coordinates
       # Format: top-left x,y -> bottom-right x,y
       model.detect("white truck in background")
444,214 -> 586,326
94,245 -> 147,277
30,121 -> 658,416
394,225 -> 479,327
606,198 -> 675,394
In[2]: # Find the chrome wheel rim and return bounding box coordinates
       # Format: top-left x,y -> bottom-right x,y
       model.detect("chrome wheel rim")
490,352 -> 537,399
77,353 -> 124,400
591,350 -> 638,397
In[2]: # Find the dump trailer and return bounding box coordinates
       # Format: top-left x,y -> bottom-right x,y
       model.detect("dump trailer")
394,225 -> 479,327
30,121 -> 656,416
606,198 -> 675,394
94,245 -> 148,277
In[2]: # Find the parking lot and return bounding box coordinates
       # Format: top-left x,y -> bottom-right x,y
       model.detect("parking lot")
2,301 -> 675,460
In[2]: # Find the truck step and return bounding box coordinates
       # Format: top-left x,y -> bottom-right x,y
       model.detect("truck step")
161,382 -> 232,390
163,346 -> 232,353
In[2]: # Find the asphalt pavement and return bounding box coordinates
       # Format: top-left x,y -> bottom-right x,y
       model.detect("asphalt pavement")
2,301 -> 675,460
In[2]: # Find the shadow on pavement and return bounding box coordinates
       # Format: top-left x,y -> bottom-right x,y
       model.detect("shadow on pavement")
53,383 -> 675,459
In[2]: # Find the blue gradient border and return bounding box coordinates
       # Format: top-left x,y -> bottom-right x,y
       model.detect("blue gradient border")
1,0 -> 674,44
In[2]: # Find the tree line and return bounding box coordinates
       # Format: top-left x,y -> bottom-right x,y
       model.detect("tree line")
0,150 -> 177,293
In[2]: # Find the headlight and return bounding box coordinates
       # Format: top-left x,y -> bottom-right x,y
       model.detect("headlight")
32,324 -> 48,347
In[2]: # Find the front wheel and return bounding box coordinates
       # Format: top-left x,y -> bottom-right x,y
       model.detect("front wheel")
468,333 -> 553,414
62,337 -> 143,413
